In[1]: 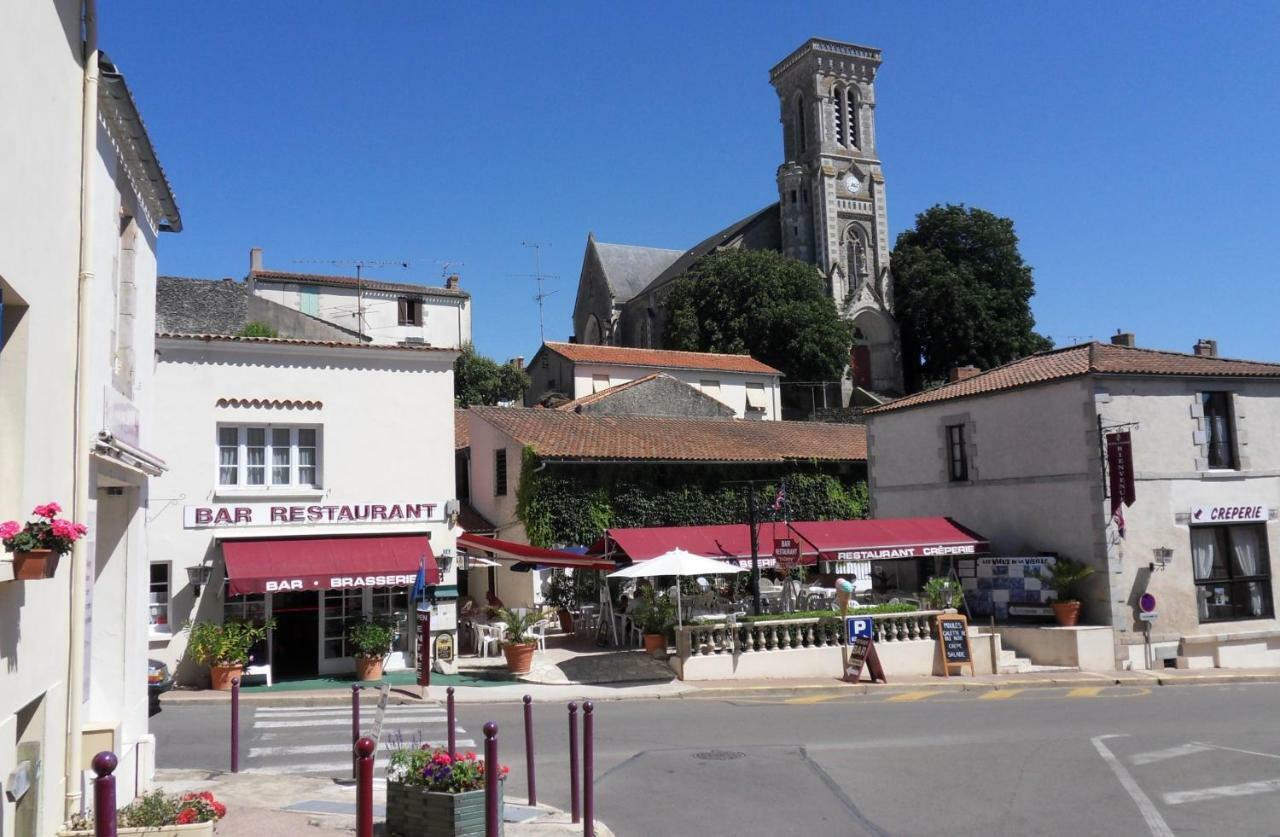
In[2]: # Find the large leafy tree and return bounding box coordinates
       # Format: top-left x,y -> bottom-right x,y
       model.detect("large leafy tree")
454,344 -> 529,407
662,249 -> 851,381
892,204 -> 1053,391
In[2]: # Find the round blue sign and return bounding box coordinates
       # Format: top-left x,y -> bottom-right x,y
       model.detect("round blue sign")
1139,592 -> 1157,613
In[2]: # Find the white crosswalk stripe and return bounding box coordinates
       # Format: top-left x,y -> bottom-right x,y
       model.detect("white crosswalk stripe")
1130,743 -> 1215,766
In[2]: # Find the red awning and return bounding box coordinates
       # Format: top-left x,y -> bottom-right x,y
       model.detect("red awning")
591,522 -> 818,568
457,532 -> 614,571
221,534 -> 439,595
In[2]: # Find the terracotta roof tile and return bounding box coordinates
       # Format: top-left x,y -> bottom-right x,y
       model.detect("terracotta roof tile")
542,342 -> 780,376
156,332 -> 456,353
455,409 -> 470,449
250,269 -> 468,298
866,342 -> 1280,414
469,407 -> 865,463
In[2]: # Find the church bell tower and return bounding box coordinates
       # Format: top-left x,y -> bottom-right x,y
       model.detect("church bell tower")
771,38 -> 902,395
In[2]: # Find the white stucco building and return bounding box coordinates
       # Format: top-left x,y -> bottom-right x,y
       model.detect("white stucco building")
865,337 -> 1280,670
149,278 -> 462,686
524,342 -> 782,420
1,2 -> 181,830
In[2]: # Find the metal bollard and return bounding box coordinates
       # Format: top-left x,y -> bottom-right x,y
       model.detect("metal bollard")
568,702 -> 580,823
523,695 -> 537,806
355,737 -> 376,837
230,677 -> 240,773
351,683 -> 361,779
92,751 -> 118,837
484,722 -> 500,837
583,701 -> 594,837
447,686 -> 456,755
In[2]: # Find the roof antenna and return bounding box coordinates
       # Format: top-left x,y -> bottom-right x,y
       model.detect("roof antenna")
291,258 -> 410,339
515,242 -> 560,342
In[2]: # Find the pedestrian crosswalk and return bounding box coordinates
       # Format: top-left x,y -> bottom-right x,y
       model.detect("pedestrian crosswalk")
242,704 -> 472,777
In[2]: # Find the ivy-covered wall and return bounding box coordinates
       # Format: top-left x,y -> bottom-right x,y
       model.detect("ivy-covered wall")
516,448 -> 868,548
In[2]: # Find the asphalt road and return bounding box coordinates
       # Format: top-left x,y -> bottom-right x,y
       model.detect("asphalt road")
152,683 -> 1280,836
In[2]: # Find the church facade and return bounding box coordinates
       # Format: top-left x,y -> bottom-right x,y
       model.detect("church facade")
571,37 -> 904,398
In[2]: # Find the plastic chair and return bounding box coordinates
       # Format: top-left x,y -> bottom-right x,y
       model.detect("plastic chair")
478,624 -> 502,658
526,619 -> 549,652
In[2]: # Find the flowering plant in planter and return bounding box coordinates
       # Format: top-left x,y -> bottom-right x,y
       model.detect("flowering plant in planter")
1,502 -> 88,555
387,739 -> 508,792
385,732 -> 509,837
62,789 -> 226,833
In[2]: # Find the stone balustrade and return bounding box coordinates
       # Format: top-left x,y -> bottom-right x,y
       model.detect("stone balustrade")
676,610 -> 948,659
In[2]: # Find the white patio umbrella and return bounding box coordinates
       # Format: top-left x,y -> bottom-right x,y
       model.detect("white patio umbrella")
608,548 -> 747,627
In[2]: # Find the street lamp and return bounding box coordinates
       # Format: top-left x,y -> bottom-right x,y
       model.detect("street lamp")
186,561 -> 213,595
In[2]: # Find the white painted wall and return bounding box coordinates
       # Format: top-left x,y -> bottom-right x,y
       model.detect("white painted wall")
570,363 -> 781,420
253,281 -> 471,349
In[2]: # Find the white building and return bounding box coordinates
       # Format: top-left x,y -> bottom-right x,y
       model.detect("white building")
149,278 -> 462,686
865,337 -> 1280,670
247,248 -> 471,349
1,3 -> 181,830
525,342 -> 783,420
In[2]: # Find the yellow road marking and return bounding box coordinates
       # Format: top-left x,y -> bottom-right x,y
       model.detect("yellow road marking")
1067,686 -> 1105,698
979,689 -> 1025,700
784,693 -> 845,705
884,691 -> 937,702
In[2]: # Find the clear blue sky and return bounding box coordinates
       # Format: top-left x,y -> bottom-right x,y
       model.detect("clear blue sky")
107,1 -> 1280,363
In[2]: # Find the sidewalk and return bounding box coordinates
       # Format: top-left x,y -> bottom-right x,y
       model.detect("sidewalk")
154,769 -> 614,836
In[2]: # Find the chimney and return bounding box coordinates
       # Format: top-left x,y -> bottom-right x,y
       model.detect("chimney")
249,247 -> 263,273
445,274 -> 460,291
949,365 -> 980,383
1111,330 -> 1135,348
1194,339 -> 1218,358
511,356 -> 524,371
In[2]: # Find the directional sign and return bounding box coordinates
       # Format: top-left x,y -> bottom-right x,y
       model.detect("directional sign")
370,683 -> 391,746
774,538 -> 801,570
846,616 -> 875,643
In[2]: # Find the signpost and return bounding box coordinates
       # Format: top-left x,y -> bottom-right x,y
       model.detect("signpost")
370,684 -> 391,746
935,614 -> 975,678
843,616 -> 887,684
416,607 -> 431,693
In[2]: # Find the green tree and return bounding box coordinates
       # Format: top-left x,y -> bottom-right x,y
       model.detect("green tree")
662,249 -> 851,382
892,204 -> 1053,392
454,344 -> 529,407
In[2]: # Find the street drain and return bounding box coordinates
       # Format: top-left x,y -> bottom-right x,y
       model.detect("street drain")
693,750 -> 745,761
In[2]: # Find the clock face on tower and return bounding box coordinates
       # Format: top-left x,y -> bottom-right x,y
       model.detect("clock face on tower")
842,173 -> 861,193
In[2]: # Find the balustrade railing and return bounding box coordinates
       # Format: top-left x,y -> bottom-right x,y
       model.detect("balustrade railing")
676,610 -> 948,659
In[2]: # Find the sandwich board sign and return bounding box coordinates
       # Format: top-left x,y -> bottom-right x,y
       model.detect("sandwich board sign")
843,616 -> 887,684
935,614 -> 975,677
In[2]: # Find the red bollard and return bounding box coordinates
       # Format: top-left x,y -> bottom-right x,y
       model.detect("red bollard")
583,701 -> 594,837
568,702 -> 580,823
523,695 -> 537,806
484,722 -> 500,837
355,737 -> 375,837
447,686 -> 456,755
230,677 -> 240,773
351,684 -> 361,779
92,751 -> 118,837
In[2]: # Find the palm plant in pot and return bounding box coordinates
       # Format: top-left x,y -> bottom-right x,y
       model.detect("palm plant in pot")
347,617 -> 397,681
632,587 -> 676,656
183,619 -> 275,690
1,501 -> 87,580
1043,559 -> 1097,626
495,607 -> 540,674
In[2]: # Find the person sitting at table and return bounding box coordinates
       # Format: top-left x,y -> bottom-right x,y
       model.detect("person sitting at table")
485,589 -> 505,615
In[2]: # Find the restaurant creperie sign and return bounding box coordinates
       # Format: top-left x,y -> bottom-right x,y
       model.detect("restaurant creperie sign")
830,543 -> 982,561
183,501 -> 443,529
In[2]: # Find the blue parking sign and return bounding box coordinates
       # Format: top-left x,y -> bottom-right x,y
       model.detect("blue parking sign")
846,616 -> 874,642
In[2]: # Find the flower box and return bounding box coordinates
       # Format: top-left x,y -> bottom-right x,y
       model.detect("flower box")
386,782 -> 503,837
13,549 -> 59,580
58,822 -> 214,837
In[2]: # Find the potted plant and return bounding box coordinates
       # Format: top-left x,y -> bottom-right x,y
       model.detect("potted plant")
1,501 -> 87,580
183,618 -> 275,690
385,733 -> 508,837
494,607 -> 540,674
347,617 -> 396,681
544,571 -> 576,632
922,576 -> 963,611
632,587 -> 675,656
1043,559 -> 1097,626
60,788 -> 226,835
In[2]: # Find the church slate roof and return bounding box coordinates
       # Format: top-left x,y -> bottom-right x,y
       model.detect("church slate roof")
590,240 -> 684,303
637,202 -> 782,297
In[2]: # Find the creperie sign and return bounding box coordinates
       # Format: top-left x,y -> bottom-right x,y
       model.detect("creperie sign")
183,501 -> 442,529
1191,504 -> 1269,524
830,543 -> 981,561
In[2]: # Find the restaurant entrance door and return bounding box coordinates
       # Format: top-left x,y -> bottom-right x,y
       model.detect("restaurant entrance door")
271,591 -> 320,680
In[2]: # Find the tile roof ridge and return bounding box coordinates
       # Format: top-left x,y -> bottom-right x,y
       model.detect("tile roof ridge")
1097,341 -> 1280,369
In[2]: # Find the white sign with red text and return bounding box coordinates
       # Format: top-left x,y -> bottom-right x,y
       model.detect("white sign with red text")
1191,504 -> 1270,525
183,500 -> 444,529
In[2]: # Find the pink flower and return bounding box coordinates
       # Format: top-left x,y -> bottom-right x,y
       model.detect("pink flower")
0,521 -> 20,540
49,519 -> 86,541
32,502 -> 61,519
432,752 -> 453,766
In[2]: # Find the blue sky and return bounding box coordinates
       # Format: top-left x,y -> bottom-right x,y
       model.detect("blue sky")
107,2 -> 1280,363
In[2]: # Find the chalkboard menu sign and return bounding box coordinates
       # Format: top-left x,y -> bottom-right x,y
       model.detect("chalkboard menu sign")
935,614 -> 975,677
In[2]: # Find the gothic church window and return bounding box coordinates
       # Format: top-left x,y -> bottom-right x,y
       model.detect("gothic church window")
795,95 -> 806,153
846,226 -> 868,282
834,88 -> 846,146
846,88 -> 860,149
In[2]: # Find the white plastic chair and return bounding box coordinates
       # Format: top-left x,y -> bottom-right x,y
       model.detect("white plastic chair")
526,619 -> 550,652
478,624 -> 503,658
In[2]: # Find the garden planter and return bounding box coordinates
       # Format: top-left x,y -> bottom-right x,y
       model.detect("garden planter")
59,823 -> 214,837
386,781 -> 503,837
643,633 -> 667,656
13,549 -> 59,580
557,608 -> 574,633
209,664 -> 244,691
502,642 -> 536,674
355,655 -> 384,681
1052,601 -> 1082,627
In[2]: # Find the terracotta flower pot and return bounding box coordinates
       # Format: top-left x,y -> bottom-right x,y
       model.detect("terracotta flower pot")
1052,601 -> 1082,627
503,642 -> 536,674
558,609 -> 574,633
355,655 -> 385,681
209,664 -> 244,691
13,549 -> 59,580
643,633 -> 667,656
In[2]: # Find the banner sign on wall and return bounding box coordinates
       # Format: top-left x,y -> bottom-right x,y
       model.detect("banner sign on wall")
1106,432 -> 1136,515
184,500 -> 443,529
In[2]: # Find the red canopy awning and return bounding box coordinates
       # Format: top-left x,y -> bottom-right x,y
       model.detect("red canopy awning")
457,532 -> 614,571
592,523 -> 814,568
221,534 -> 438,595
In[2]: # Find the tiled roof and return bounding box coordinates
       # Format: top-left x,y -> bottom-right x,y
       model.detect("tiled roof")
156,332 -> 456,353
458,501 -> 496,535
865,342 -> 1280,414
455,409 -> 470,449
250,269 -> 468,298
542,342 -> 781,376
590,239 -> 684,303
639,203 -> 782,296
469,407 -> 866,463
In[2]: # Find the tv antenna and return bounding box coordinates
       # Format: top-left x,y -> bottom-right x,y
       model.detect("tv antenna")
516,241 -> 559,342
291,258 -> 411,339
435,260 -> 465,280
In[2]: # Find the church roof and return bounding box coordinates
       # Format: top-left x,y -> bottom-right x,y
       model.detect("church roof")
637,203 -> 782,297
589,239 -> 684,303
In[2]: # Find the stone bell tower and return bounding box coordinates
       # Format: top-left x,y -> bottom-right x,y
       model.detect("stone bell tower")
771,38 -> 902,395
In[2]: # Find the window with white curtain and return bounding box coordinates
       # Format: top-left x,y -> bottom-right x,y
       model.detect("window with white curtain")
1191,523 -> 1272,622
217,425 -> 322,489
1202,392 -> 1237,469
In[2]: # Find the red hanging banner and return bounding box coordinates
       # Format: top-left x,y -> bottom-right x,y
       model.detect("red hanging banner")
1106,432 -> 1136,514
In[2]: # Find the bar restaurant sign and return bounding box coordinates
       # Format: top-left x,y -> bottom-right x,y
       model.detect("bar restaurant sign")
183,500 -> 444,529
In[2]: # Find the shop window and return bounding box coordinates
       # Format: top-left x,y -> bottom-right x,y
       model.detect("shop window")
149,563 -> 171,634
217,424 -> 322,489
371,588 -> 411,655
323,588 -> 363,659
494,449 -> 508,497
1191,524 -> 1272,622
222,584 -> 267,625
398,297 -> 423,327
947,424 -> 968,482
1202,392 -> 1237,469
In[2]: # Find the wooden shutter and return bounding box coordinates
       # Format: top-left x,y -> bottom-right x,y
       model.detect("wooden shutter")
397,298 -> 408,325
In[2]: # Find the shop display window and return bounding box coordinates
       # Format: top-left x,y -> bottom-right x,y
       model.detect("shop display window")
1191,524 -> 1273,622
